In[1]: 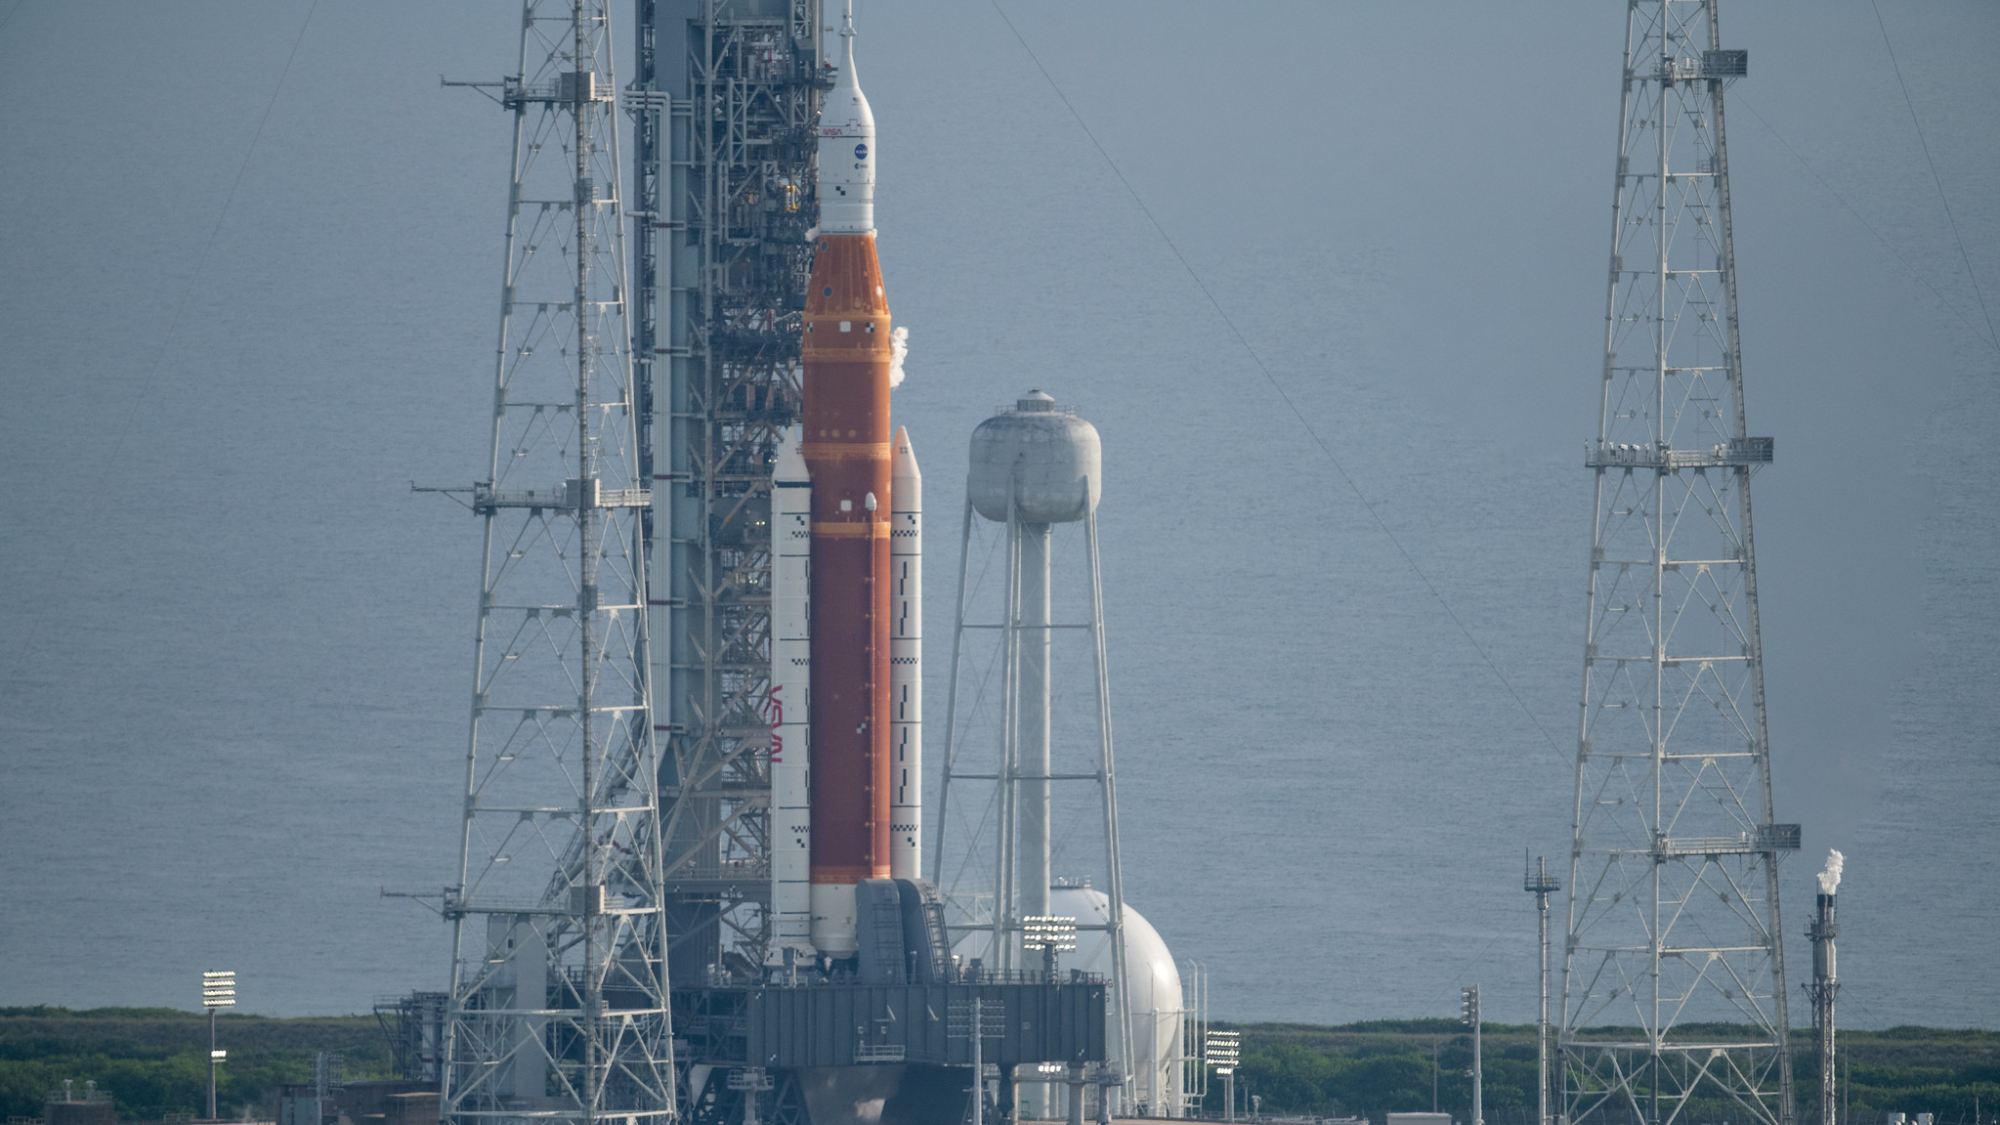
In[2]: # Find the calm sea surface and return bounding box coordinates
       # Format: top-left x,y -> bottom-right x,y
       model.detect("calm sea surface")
1,2 -> 1995,1027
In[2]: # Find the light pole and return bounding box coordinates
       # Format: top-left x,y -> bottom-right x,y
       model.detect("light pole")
202,971 -> 235,1119
950,995 -> 1005,1125
1204,1030 -> 1239,1122
1021,917 -> 1078,1120
1021,915 -> 1078,977
1461,986 -> 1482,1125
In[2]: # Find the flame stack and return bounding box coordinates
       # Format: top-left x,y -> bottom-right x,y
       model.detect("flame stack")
1808,850 -> 1844,1125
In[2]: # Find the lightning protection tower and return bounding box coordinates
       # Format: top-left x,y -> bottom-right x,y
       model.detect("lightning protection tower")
439,6 -> 675,1125
1561,5 -> 1799,1125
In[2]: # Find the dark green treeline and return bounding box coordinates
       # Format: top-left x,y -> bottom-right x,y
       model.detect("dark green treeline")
0,1008 -> 393,1122
1205,1021 -> 2000,1124
4,1009 -> 1996,1123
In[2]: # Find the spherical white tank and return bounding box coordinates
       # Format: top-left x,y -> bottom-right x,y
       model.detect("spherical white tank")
967,391 -> 1102,524
956,888 -> 1185,1117
1049,886 -> 1185,1118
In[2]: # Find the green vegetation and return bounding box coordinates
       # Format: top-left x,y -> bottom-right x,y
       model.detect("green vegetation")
1200,1022 -> 2000,1124
4,1009 -> 1994,1123
0,1008 -> 395,1122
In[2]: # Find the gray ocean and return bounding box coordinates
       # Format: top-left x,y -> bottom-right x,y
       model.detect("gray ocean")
2,2 -> 1995,1028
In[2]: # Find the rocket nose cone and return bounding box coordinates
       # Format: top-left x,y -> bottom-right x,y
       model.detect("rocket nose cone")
892,427 -> 920,479
775,425 -> 809,482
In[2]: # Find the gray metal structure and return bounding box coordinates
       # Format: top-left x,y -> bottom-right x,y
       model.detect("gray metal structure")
439,5 -> 675,1125
633,0 -> 823,987
933,392 -> 1135,1113
374,992 -> 448,1083
1561,4 -> 1797,1124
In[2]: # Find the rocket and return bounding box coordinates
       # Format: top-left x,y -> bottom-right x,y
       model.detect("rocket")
799,1 -> 897,958
767,0 -> 923,966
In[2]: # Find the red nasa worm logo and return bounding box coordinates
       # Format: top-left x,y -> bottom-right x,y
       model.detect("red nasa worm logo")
766,684 -> 785,763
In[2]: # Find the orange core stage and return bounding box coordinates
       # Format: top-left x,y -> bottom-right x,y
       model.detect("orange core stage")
802,231 -> 894,906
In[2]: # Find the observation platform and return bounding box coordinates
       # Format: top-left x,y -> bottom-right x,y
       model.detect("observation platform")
472,479 -> 650,514
1585,437 -> 1773,470
1652,824 -> 1801,858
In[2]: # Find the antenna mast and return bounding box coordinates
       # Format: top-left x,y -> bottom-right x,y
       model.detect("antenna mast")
1561,4 -> 1797,1123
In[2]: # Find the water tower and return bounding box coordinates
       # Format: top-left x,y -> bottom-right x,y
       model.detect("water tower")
934,391 -> 1187,1117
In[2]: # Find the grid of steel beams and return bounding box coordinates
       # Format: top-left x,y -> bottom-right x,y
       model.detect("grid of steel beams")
441,5 -> 675,1125
638,0 -> 823,985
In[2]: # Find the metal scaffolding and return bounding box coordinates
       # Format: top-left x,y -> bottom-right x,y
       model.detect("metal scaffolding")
1560,4 -> 1796,1125
635,0 -> 823,987
439,4 -> 675,1125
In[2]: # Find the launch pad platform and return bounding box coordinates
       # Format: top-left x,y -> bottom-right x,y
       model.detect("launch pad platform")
672,975 -> 1107,1070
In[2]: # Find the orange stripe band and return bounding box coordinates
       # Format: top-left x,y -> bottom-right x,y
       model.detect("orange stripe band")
801,441 -> 892,461
813,521 -> 890,539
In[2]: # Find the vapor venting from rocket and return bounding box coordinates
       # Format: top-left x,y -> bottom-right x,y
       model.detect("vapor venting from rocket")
888,326 -> 909,387
1817,849 -> 1844,895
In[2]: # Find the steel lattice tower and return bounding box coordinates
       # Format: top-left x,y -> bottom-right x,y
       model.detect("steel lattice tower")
440,5 -> 675,1125
1560,4 -> 1799,1125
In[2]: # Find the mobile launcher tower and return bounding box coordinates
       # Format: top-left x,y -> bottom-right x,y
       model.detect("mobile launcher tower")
1559,3 -> 1799,1124
631,4 -> 1109,1122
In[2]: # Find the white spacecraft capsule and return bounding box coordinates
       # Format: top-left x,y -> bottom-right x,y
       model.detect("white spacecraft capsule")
889,427 -> 922,880
816,1 -> 875,236
769,428 -> 814,957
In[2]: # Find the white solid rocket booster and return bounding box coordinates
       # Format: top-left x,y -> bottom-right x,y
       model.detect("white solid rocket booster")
770,429 -> 813,956
889,427 -> 922,879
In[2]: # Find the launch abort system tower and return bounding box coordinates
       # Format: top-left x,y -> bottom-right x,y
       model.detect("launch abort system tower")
1560,4 -> 1799,1124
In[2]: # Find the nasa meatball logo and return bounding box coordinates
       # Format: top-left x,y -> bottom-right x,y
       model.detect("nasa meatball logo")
853,142 -> 868,162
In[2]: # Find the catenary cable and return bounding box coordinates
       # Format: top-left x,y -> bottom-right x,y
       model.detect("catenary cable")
1870,0 -> 1999,355
6,1 -> 321,676
1733,93 -> 2000,359
985,0 -> 1568,765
